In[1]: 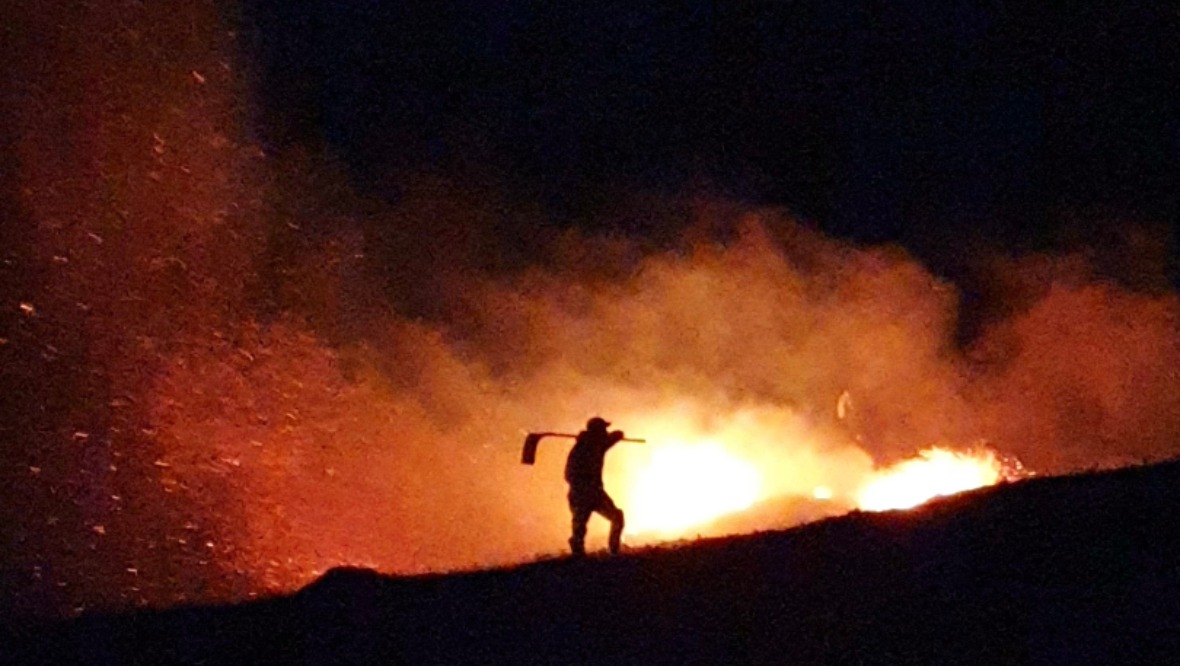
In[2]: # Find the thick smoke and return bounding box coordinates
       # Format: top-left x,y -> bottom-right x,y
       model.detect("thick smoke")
5,1 -> 1180,620
968,248 -> 1180,471
133,196 -> 1180,607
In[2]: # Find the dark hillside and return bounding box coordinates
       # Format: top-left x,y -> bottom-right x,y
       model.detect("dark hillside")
9,459 -> 1180,664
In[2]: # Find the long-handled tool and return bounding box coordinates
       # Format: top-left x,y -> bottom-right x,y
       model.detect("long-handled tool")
521,432 -> 646,465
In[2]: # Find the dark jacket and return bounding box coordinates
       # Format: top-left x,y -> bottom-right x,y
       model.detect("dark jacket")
564,428 -> 624,490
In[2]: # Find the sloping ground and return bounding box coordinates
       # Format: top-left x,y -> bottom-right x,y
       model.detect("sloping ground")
8,459 -> 1180,664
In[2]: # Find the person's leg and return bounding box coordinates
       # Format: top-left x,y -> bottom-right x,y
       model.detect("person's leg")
568,495 -> 592,556
595,494 -> 625,555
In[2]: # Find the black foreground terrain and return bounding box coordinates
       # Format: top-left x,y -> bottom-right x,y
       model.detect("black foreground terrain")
7,459 -> 1180,664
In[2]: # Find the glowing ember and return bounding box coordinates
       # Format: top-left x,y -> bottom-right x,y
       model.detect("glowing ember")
624,442 -> 763,535
856,447 -> 1004,511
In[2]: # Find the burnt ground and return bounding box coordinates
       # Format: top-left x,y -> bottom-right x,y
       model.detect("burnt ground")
6,459 -> 1180,664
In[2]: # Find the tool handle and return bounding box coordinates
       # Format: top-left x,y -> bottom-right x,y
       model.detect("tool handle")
531,433 -> 644,442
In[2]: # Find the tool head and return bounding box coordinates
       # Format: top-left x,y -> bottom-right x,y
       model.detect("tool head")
521,433 -> 543,465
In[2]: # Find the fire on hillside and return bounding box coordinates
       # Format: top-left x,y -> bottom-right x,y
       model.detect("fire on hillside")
590,409 -> 1031,541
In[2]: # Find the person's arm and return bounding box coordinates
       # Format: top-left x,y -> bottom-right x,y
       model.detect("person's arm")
606,430 -> 625,449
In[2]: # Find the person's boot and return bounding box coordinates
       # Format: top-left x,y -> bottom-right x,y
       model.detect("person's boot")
568,536 -> 585,557
608,517 -> 624,555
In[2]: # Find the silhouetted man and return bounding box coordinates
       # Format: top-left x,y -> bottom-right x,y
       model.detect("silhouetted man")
564,417 -> 626,556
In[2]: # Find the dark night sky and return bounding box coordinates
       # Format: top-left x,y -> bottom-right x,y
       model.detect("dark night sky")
241,1 -> 1178,263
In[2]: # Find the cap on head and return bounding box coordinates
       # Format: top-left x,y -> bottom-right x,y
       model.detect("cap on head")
586,417 -> 611,431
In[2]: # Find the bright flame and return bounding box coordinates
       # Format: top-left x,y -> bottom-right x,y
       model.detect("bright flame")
856,447 -> 1004,511
601,408 -> 1023,543
623,442 -> 763,535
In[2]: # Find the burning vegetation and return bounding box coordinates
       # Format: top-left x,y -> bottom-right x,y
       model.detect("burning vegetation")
3,0 -> 1179,622
854,447 -> 1027,512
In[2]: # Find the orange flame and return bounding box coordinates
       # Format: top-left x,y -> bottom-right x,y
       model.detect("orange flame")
610,419 -> 1019,538
622,441 -> 763,536
855,447 -> 1006,511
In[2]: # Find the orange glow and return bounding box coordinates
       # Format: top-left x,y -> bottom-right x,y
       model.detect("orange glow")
855,447 -> 1005,511
622,441 -> 763,535
11,0 -> 1171,621
601,405 -> 873,541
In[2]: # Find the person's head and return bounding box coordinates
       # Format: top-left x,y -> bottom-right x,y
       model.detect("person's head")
586,417 -> 610,432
